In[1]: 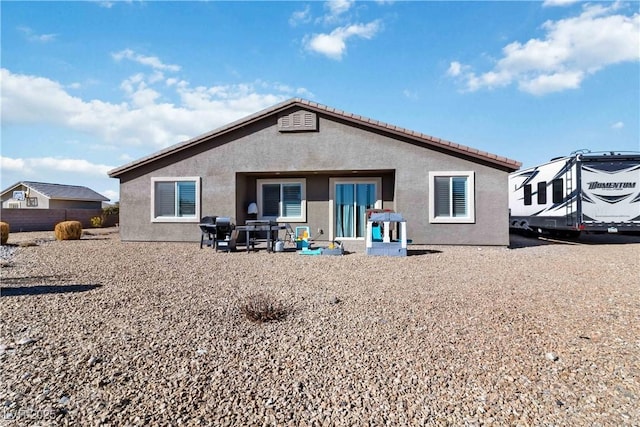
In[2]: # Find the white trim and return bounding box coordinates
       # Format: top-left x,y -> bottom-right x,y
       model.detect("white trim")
329,177 -> 382,241
150,177 -> 201,223
428,171 -> 475,224
256,178 -> 307,222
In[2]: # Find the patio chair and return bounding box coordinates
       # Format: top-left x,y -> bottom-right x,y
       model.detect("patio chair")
283,223 -> 296,247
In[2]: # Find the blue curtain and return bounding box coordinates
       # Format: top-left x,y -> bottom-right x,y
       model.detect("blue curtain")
336,183 -> 375,238
336,184 -> 354,237
356,183 -> 375,237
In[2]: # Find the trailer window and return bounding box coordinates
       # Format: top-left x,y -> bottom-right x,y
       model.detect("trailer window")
537,181 -> 547,204
524,184 -> 532,205
552,179 -> 563,203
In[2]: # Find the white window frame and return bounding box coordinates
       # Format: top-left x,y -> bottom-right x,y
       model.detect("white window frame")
150,177 -> 201,223
428,171 -> 475,224
256,178 -> 306,222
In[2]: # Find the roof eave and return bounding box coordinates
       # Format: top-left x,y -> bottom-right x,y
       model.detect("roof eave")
108,97 -> 521,176
108,98 -> 304,178
51,197 -> 109,202
313,106 -> 522,171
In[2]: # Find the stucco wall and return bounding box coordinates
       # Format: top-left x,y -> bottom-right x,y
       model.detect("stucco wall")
115,111 -> 511,245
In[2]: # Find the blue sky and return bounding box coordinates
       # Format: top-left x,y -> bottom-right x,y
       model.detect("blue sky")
2,0 -> 639,202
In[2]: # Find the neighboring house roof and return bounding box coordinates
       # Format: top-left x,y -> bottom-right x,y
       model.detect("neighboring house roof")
109,98 -> 521,177
1,181 -> 109,202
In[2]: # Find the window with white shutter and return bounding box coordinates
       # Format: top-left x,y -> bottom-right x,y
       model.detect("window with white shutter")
257,179 -> 306,222
151,177 -> 200,222
429,171 -> 475,223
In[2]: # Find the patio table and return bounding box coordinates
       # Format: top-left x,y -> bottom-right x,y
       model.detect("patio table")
236,220 -> 286,252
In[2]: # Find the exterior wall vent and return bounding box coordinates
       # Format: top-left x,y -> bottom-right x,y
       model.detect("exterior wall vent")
278,110 -> 318,132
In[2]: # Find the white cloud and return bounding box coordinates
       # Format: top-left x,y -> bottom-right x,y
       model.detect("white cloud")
1,155 -> 120,201
297,1 -> 386,60
102,189 -> 119,201
325,0 -> 354,21
1,156 -> 114,176
289,5 -> 312,27
18,26 -> 57,43
95,1 -> 136,10
447,61 -> 463,77
611,121 -> 624,130
448,3 -> 640,95
112,49 -> 181,72
1,156 -> 26,171
518,71 -> 584,94
120,74 -> 161,107
1,48 -> 310,202
402,89 -> 418,100
295,87 -> 315,98
543,0 -> 580,7
0,67 -> 307,150
305,20 -> 381,60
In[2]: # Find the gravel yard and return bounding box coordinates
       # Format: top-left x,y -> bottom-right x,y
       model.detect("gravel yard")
1,229 -> 639,426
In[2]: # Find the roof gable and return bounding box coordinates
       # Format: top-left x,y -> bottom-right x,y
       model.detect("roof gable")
109,98 -> 521,177
1,181 -> 109,202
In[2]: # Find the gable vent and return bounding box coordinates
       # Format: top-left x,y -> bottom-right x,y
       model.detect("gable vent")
278,110 -> 318,132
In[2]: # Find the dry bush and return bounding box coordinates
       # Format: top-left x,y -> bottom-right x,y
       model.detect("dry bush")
55,220 -> 83,241
240,293 -> 291,323
0,222 -> 9,245
90,216 -> 104,228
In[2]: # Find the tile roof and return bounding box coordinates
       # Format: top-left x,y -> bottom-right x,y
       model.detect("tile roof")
109,98 -> 521,177
2,181 -> 109,201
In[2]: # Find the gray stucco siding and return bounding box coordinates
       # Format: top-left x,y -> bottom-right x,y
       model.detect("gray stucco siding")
116,112 -> 510,245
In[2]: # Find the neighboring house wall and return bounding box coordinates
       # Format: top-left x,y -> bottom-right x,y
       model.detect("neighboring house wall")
1,186 -> 103,210
116,110 -> 511,245
1,198 -> 103,209
0,208 -> 119,232
0,187 -> 50,209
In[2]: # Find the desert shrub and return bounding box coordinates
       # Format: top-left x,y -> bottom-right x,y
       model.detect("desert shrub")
0,222 -> 9,245
55,221 -> 83,241
90,216 -> 104,228
94,204 -> 119,227
103,204 -> 119,216
240,293 -> 291,323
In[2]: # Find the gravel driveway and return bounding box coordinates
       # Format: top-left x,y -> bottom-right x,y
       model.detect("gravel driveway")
1,229 -> 638,426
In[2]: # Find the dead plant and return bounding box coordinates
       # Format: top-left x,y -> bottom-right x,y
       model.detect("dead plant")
240,293 -> 291,323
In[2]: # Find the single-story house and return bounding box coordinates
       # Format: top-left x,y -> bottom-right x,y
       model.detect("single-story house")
108,98 -> 521,246
1,181 -> 109,209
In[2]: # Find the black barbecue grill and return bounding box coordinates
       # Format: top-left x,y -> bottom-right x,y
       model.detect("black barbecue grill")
199,216 -> 236,251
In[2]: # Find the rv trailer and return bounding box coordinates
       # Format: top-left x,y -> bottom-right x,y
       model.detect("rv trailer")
509,151 -> 640,236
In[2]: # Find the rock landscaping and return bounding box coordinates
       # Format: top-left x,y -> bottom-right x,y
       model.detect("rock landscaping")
1,229 -> 638,425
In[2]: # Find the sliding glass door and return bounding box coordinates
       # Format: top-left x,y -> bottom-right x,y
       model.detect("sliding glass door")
335,181 -> 377,238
